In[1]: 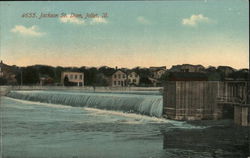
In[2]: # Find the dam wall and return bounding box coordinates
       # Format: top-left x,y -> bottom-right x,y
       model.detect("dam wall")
6,90 -> 163,117
9,86 -> 163,93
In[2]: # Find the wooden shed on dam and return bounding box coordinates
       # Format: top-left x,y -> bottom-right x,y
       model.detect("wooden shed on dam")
163,73 -> 250,126
163,81 -> 221,120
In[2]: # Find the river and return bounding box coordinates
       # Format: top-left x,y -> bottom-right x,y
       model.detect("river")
0,90 -> 249,158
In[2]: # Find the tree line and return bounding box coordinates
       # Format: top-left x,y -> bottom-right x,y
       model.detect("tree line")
0,64 -> 249,86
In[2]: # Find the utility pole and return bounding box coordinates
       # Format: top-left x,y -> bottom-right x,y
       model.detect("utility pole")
248,36 -> 250,155
20,67 -> 23,86
21,70 -> 23,86
248,50 -> 250,105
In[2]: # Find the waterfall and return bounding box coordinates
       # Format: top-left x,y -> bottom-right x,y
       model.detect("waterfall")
6,91 -> 163,117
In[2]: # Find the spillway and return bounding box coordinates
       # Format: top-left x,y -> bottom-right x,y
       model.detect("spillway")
6,90 -> 163,117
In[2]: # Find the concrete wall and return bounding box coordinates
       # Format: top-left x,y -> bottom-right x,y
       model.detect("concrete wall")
163,81 -> 220,120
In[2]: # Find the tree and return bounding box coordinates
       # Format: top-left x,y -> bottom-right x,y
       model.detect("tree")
159,72 -> 171,81
54,66 -> 64,83
38,66 -> 55,78
140,77 -> 152,86
64,76 -> 70,86
94,73 -> 109,86
83,67 -> 98,86
0,77 -> 7,85
22,66 -> 39,85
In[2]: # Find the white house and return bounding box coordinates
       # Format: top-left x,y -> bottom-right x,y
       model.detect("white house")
111,70 -> 127,87
61,72 -> 84,86
127,71 -> 140,86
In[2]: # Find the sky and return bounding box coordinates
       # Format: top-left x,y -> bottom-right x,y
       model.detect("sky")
0,0 -> 249,69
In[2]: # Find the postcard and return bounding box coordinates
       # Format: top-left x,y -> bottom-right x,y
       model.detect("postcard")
0,1 -> 249,158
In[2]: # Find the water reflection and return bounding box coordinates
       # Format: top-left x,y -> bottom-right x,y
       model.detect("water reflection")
162,122 -> 250,158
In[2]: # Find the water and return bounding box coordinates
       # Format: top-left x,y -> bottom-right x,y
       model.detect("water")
1,91 -> 249,158
6,90 -> 163,117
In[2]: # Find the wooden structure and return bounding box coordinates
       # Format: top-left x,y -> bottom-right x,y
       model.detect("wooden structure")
163,81 -> 249,126
163,81 -> 220,120
217,81 -> 249,126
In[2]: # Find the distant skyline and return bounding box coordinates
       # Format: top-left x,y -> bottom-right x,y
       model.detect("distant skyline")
0,0 -> 249,69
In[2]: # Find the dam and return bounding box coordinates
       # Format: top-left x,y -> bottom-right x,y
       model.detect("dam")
6,90 -> 163,117
5,81 -> 250,126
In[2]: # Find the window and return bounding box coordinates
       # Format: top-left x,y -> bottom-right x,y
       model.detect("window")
118,81 -> 120,85
130,74 -> 132,77
129,79 -> 131,83
114,81 -> 116,85
75,75 -> 78,79
114,74 -> 117,78
79,75 -> 82,80
133,79 -> 136,83
135,74 -> 138,77
118,74 -> 121,79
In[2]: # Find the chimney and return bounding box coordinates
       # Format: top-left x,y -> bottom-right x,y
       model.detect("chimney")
115,66 -> 118,70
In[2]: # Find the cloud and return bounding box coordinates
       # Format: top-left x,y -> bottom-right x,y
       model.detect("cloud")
11,25 -> 45,36
90,17 -> 107,24
182,14 -> 211,27
60,14 -> 85,25
137,16 -> 150,24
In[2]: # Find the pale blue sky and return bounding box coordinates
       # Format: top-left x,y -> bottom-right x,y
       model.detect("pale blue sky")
0,0 -> 249,69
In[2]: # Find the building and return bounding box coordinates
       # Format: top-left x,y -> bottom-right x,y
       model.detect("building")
61,72 -> 84,86
0,67 -> 3,77
149,66 -> 167,79
170,64 -> 205,73
153,69 -> 167,79
0,61 -> 17,85
148,77 -> 161,87
149,66 -> 166,71
111,70 -> 127,87
163,81 -> 221,120
127,71 -> 140,86
168,72 -> 208,81
217,66 -> 235,76
106,69 -> 140,87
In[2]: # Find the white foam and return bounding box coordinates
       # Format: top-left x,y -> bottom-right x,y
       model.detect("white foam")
3,97 -> 72,109
84,107 -> 169,123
